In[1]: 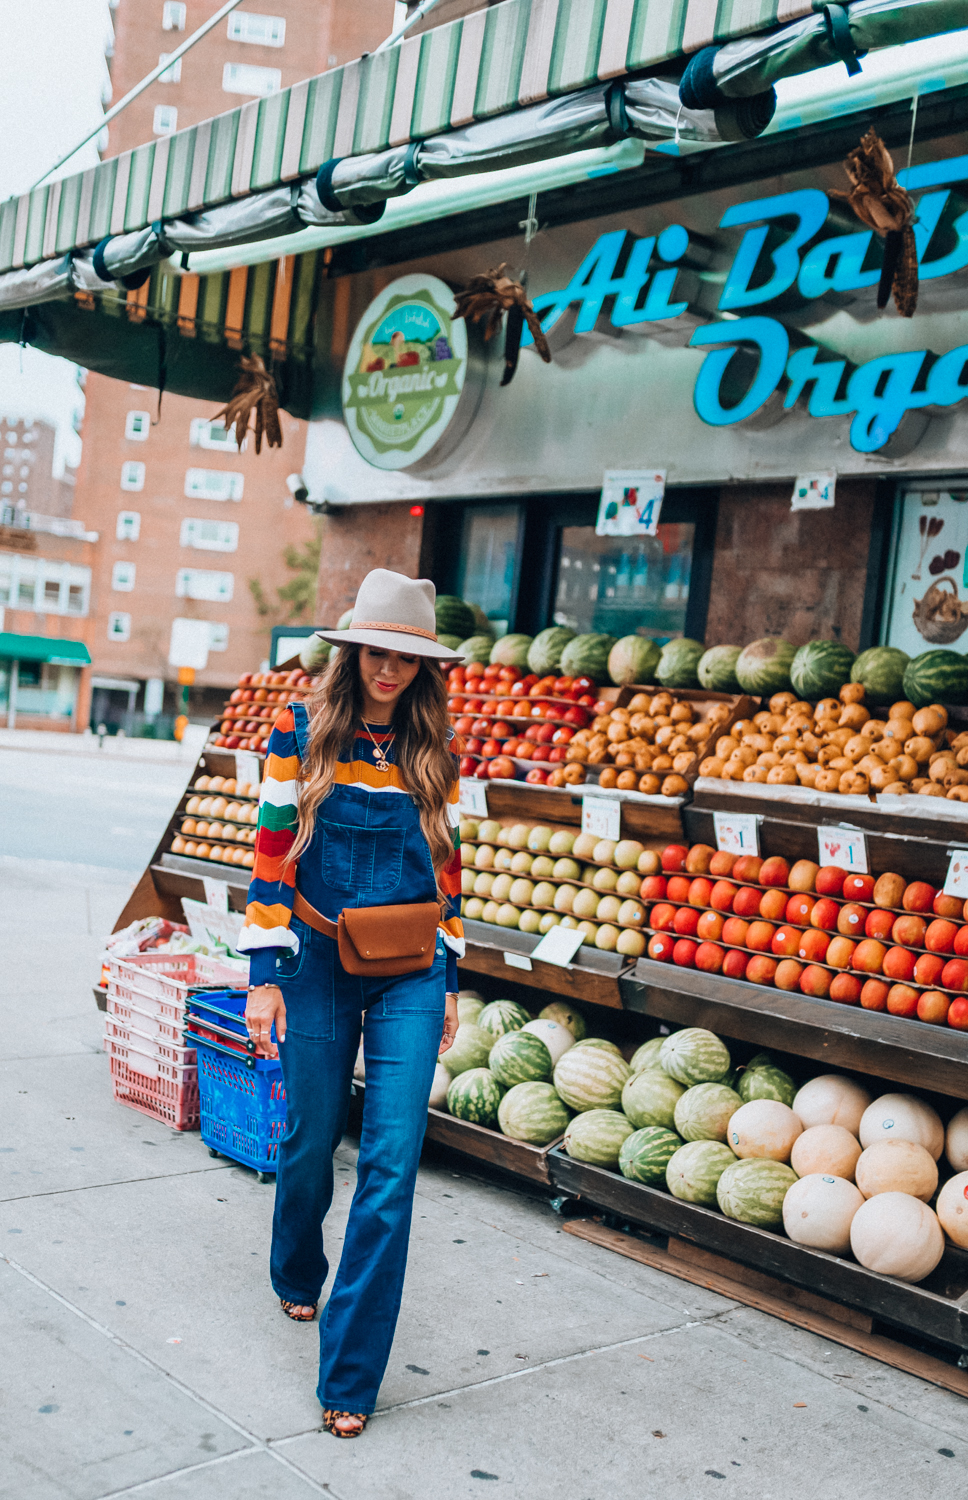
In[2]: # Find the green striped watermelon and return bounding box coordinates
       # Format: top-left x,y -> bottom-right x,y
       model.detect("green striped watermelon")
903,649 -> 968,707
572,1038 -> 623,1057
735,638 -> 797,696
488,1029 -> 553,1087
456,993 -> 486,1025
336,608 -> 354,630
716,1158 -> 798,1228
446,1068 -> 504,1127
477,1000 -> 532,1038
457,634 -> 496,664
538,1001 -> 587,1039
299,638 -> 331,674
435,596 -> 476,640
553,1047 -> 630,1111
441,1023 -> 495,1076
528,626 -> 577,676
666,1141 -> 737,1206
438,634 -> 463,651
660,1028 -> 732,1086
790,641 -> 856,701
621,1069 -> 686,1130
563,1108 -> 635,1166
629,1037 -> 666,1074
698,645 -> 742,692
619,1126 -> 684,1184
850,646 -> 910,706
607,636 -> 662,687
497,1082 -> 570,1144
560,633 -> 618,681
656,638 -> 705,689
490,634 -> 534,668
674,1083 -> 743,1143
738,1064 -> 796,1107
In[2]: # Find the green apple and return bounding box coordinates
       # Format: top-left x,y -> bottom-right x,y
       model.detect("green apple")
552,857 -> 581,880
519,908 -> 542,934
595,923 -> 620,952
474,871 -> 496,896
510,850 -> 534,874
496,902 -> 521,928
596,895 -> 622,923
614,839 -> 645,870
548,830 -> 576,856
531,881 -> 557,908
527,825 -> 554,852
592,867 -> 618,893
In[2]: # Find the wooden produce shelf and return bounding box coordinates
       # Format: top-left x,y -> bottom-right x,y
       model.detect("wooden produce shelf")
482,781 -> 686,842
151,856 -> 249,912
459,917 -> 630,1009
621,958 -> 968,1100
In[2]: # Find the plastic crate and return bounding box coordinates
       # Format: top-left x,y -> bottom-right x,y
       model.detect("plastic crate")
105,989 -> 184,1045
196,1037 -> 287,1179
185,989 -> 279,1058
103,1013 -> 196,1067
109,1049 -> 200,1131
107,953 -> 245,1005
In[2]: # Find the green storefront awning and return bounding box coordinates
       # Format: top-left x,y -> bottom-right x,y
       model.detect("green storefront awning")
0,632 -> 91,666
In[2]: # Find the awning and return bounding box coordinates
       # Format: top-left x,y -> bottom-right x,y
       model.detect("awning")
0,633 -> 91,666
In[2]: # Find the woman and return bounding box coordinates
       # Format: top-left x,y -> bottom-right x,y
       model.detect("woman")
239,569 -> 465,1438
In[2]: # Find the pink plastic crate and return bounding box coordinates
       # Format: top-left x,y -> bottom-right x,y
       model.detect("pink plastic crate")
106,988 -> 183,1043
109,1050 -> 200,1131
105,1033 -> 196,1083
107,953 -> 245,1004
103,1014 -> 196,1068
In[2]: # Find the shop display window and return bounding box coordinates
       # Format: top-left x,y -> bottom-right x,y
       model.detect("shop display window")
882,481 -> 968,657
553,522 -> 695,644
455,504 -> 522,638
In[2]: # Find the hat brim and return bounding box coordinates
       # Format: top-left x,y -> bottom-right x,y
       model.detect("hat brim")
314,628 -> 465,661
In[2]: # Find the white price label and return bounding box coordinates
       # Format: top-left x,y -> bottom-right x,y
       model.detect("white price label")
202,876 -> 229,911
504,951 -> 533,972
235,751 -> 261,795
182,897 -> 245,952
582,796 -> 621,841
459,778 -> 489,818
713,812 -> 760,856
531,925 -> 585,968
817,826 -> 869,873
943,849 -> 968,898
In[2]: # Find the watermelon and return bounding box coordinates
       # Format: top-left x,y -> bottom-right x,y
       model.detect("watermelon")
469,602 -> 493,634
457,634 -> 496,664
735,637 -> 797,696
477,999 -> 532,1038
659,1028 -> 731,1087
619,1126 -> 684,1185
553,1046 -> 630,1111
560,633 -> 618,682
572,1037 -> 623,1057
435,595 -> 476,641
336,608 -> 354,630
299,637 -> 331,674
738,1064 -> 796,1107
538,1001 -> 587,1039
456,993 -> 485,1025
903,649 -> 968,707
622,1069 -> 685,1130
564,1107 -> 635,1166
666,1141 -> 737,1206
490,634 -> 534,668
629,1036 -> 666,1074
850,646 -> 910,706
488,1029 -> 553,1087
497,1081 -> 570,1144
697,645 -> 742,692
528,626 -> 577,676
790,640 -> 856,701
674,1082 -> 743,1143
716,1158 -> 798,1228
656,638 -> 704,689
447,1068 -> 504,1127
607,636 -> 662,687
441,1023 -> 494,1076
438,634 -> 463,651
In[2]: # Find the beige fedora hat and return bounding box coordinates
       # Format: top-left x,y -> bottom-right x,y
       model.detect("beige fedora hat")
315,568 -> 465,660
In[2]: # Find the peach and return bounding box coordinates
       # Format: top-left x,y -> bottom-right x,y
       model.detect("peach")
647,932 -> 675,962
661,844 -> 689,872
933,892 -> 963,920
694,941 -> 725,973
685,843 -> 716,874
830,973 -> 862,1005
948,997 -> 968,1030
673,906 -> 700,937
924,919 -> 958,954
860,978 -> 890,1010
688,877 -> 714,908
917,990 -> 951,1025
800,964 -> 832,998
732,855 -> 763,883
788,859 -> 819,892
758,888 -> 788,922
722,949 -> 749,980
798,929 -> 831,962
854,939 -> 887,973
826,936 -> 857,970
709,851 -> 737,877
746,921 -> 777,953
942,958 -> 968,991
771,926 -> 801,957
650,903 -> 677,931
746,954 -> 778,986
722,917 -> 751,947
697,910 -> 726,942
760,856 -> 791,888
891,914 -> 927,949
734,886 -> 765,918
843,873 -> 875,902
672,938 -> 698,967
775,958 -> 805,991
837,903 -> 867,937
667,875 -> 691,903
811,897 -> 842,932
886,983 -> 919,1018
954,925 -> 968,958
903,881 -> 936,914
873,872 -> 906,908
786,893 -> 816,926
710,880 -> 738,912
865,908 -> 896,941
815,865 -> 846,896
641,875 -> 668,901
914,952 -> 946,987
883,946 -> 917,982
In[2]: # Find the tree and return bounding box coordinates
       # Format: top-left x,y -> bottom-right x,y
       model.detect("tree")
249,523 -> 321,627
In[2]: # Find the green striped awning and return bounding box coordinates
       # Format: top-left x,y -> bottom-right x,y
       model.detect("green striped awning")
0,0 -> 814,275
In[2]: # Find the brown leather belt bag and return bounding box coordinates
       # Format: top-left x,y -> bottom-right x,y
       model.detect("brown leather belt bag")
292,890 -> 440,978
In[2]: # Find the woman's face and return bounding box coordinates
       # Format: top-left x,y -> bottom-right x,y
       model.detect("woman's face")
358,645 -> 421,719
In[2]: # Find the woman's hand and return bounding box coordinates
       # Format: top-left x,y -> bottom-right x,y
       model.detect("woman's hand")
440,992 -> 459,1054
245,984 -> 287,1058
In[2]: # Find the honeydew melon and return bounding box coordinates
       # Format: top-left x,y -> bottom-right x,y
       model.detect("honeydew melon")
522,1018 -> 575,1066
936,1171 -> 968,1248
849,1193 -> 945,1282
945,1106 -> 968,1172
782,1174 -> 864,1254
538,1001 -> 587,1039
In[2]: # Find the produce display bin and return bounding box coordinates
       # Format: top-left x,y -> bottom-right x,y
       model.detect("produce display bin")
459,917 -> 630,1010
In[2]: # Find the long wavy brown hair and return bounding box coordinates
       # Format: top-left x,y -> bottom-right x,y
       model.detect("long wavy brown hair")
289,645 -> 455,873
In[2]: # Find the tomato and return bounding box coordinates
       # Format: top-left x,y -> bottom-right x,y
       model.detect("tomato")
532,744 -> 552,761
454,715 -> 474,734
447,697 -> 466,712
496,700 -> 516,716
482,664 -> 502,679
465,662 -> 485,679
577,694 -> 597,707
510,681 -> 530,697
515,742 -> 534,760
238,673 -> 253,686
474,760 -> 491,779
530,677 -> 556,698
563,705 -> 590,727
503,738 -> 521,757
524,724 -> 543,743
536,723 -> 556,744
464,698 -> 483,713
224,735 -> 240,749
547,746 -> 569,762
498,665 -> 522,681
571,676 -> 596,695
512,701 -> 534,718
481,739 -> 502,758
516,674 -> 539,692
481,698 -> 499,714
491,721 -> 512,740
229,688 -> 244,704
593,698 -> 611,714
471,718 -> 491,737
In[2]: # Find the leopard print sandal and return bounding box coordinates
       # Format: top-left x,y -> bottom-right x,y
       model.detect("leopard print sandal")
322,1410 -> 369,1439
280,1299 -> 318,1321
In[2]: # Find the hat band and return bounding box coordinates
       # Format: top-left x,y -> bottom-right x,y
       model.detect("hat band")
351,619 -> 439,642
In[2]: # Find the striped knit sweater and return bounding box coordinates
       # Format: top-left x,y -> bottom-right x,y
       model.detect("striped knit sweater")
238,706 -> 464,989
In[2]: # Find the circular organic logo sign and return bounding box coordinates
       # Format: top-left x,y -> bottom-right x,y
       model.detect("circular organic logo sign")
342,274 -> 468,471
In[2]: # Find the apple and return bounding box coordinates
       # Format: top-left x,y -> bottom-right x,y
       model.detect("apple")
759,856 -> 791,888
710,880 -> 738,913
934,892 -> 963,919
647,932 -> 675,962
854,939 -> 887,973
798,929 -> 831,963
873,872 -> 906,908
758,888 -> 788,922
746,921 -> 777,953
732,855 -> 763,884
672,938 -> 698,968
815,865 -> 846,897
942,958 -> 968,991
826,936 -> 857,969
746,955 -> 778,986
811,897 -> 842,932
638,851 -> 662,876
917,990 -> 951,1025
695,941 -> 726,973
775,958 -> 805,991
786,893 -> 816,926
843,873 -> 875,902
771,926 -> 801,957
722,949 -> 749,980
709,851 -> 737,877
800,965 -> 832,998
688,877 -> 714,908
883,946 -> 917,982
487,756 -> 516,779
914,951 -> 945,986
685,844 -> 716,874
667,875 -> 692,904
948,997 -> 968,1030
674,906 -> 701,937
650,903 -> 677,932
641,875 -> 668,901
722,917 -> 751,948
830,973 -> 862,1005
886,983 -> 919,1018
865,908 -> 896,941
893,913 -> 930,951
788,859 -> 820,892
661,844 -> 689,872
955,926 -> 968,958
837,903 -> 867,937
860,978 -> 890,1010
697,910 -> 726,942
733,886 -> 765,919
903,881 -> 936,913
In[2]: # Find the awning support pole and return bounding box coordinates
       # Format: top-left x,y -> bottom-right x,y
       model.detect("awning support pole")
8,658 -> 18,731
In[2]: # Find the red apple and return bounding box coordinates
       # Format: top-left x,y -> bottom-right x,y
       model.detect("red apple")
732,855 -> 763,884
775,958 -> 805,991
697,910 -> 726,942
685,844 -> 716,874
525,768 -> 549,784
694,941 -> 725,973
661,844 -> 689,873
647,933 -> 675,962
672,938 -> 698,967
722,949 -> 749,980
883,946 -> 917,982
481,739 -> 503,759
746,921 -> 777,953
758,888 -> 788,922
903,881 -> 936,913
673,906 -> 700,937
955,926 -> 968,958
854,939 -> 887,974
873,872 -> 906,908
815,865 -> 846,896
688,877 -> 714,908
722,917 -> 751,948
667,876 -> 692,904
843,873 -> 875,902
771,926 -> 801,957
709,851 -> 737,877
826,936 -> 857,970
789,859 -> 820,892
710,880 -> 738,913
459,755 -> 480,777
641,875 -> 668,901
861,978 -> 890,1010
811,897 -> 842,932
914,952 -> 946,987
948,997 -> 968,1030
891,914 -> 927,949
759,856 -> 791,888
746,954 -> 778,986
837,903 -> 867,937
786,893 -> 816,926
942,958 -> 968,991
917,990 -> 951,1025
865,908 -> 896,941
830,973 -> 862,1005
800,965 -> 832,998
887,983 -> 919,1018
733,886 -> 764,919
934,892 -> 963,919
487,757 -> 516,779
649,903 -> 677,932
798,929 -> 831,963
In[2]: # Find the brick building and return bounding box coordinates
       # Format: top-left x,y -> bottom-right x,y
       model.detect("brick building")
0,418 -> 76,524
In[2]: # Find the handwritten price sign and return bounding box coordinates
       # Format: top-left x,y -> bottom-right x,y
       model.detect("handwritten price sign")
712,812 -> 760,856
582,796 -> 622,842
459,778 -> 489,818
943,850 -> 968,898
817,826 -> 869,873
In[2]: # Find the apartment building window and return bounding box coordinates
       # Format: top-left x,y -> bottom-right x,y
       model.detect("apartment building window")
112,562 -> 136,592
208,622 -> 229,651
222,62 -> 281,96
162,1 -> 186,28
0,481 -> 10,494
125,411 -> 150,441
227,12 -> 286,46
117,511 -> 141,541
108,612 -> 131,642
180,518 -> 239,552
185,468 -> 244,502
0,555 -> 91,615
176,567 -> 235,602
120,461 -> 145,491
153,105 -> 178,135
189,418 -> 240,453
158,53 -> 182,83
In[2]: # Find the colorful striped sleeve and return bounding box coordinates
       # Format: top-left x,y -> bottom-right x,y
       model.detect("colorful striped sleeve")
238,707 -> 300,971
439,772 -> 464,990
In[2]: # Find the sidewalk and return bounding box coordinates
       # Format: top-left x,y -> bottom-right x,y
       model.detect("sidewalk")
3,856 -> 968,1499
0,723 -> 210,765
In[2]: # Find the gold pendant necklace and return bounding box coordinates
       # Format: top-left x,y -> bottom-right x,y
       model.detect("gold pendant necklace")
361,720 -> 393,773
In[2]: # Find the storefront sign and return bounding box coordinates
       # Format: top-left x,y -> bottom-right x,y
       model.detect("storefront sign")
596,470 -> 665,536
342,274 -> 468,470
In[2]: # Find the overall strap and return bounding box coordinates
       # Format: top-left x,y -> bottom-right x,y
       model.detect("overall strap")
290,699 -> 310,762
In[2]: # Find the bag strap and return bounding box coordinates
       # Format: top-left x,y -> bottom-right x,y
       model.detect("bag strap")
290,698 -> 310,762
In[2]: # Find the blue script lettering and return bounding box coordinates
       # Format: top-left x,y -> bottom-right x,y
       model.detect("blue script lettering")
689,318 -> 790,425
718,190 -> 829,310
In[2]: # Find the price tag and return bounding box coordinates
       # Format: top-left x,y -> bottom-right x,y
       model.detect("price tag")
235,751 -> 261,795
582,796 -> 621,841
531,925 -> 584,968
202,877 -> 229,911
943,849 -> 968,898
713,812 -> 760,856
504,951 -> 533,972
182,897 -> 245,952
459,778 -> 489,818
817,826 -> 869,873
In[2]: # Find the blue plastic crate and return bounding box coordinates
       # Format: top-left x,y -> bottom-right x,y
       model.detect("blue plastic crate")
184,988 -> 279,1056
195,1036 -> 287,1180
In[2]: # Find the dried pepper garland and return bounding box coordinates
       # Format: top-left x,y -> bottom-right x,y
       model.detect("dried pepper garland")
213,353 -> 283,453
833,128 -> 918,318
452,264 -> 552,386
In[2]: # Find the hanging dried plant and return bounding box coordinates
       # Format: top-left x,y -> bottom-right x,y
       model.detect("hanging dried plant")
452,264 -> 552,386
833,128 -> 918,317
212,353 -> 283,453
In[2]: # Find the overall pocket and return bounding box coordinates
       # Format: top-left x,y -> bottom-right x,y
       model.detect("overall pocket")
280,921 -> 336,1042
274,914 -> 310,982
321,821 -> 407,894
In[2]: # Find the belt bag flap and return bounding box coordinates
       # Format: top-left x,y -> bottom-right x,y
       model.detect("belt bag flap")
339,902 -> 440,962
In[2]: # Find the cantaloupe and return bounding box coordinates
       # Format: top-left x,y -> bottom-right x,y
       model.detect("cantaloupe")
790,1125 -> 862,1182
792,1075 -> 871,1136
727,1099 -> 802,1163
858,1094 -> 944,1161
782,1174 -> 864,1254
854,1139 -> 938,1202
944,1106 -> 968,1172
936,1171 -> 968,1248
849,1193 -> 945,1282
428,1063 -> 451,1110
